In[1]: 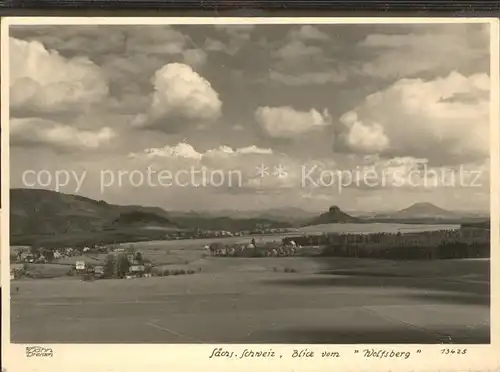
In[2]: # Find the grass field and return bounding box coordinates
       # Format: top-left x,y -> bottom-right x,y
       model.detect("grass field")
10,248 -> 490,344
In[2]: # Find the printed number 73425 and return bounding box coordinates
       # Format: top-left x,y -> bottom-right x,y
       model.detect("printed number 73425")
441,349 -> 467,355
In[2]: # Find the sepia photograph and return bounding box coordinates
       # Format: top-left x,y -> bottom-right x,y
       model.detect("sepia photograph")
4,19 -> 496,346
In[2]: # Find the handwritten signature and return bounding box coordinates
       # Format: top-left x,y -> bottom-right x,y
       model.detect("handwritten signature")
25,346 -> 54,358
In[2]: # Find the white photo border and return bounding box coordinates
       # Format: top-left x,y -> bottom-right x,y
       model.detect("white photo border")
1,16 -> 499,372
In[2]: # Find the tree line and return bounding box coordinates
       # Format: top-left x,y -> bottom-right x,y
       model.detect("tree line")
283,228 -> 490,260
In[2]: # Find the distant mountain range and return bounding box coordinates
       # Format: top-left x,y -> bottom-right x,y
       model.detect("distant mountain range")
111,210 -> 173,226
169,207 -> 317,222
10,188 -> 292,245
10,188 -> 178,241
182,203 -> 488,222
10,188 -> 489,246
370,202 -> 490,220
375,202 -> 457,219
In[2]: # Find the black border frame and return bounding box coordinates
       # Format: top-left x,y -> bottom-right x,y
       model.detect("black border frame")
0,1 -> 499,16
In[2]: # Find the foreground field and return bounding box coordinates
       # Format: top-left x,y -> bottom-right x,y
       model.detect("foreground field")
11,257 -> 490,343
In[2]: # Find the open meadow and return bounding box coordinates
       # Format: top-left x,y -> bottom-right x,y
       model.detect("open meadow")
11,235 -> 490,343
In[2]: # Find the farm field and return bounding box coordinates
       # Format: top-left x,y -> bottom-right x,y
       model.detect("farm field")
10,222 -> 466,276
10,251 -> 490,344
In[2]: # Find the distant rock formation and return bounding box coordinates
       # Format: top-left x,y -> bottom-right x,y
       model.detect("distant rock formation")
303,205 -> 358,226
392,202 -> 456,219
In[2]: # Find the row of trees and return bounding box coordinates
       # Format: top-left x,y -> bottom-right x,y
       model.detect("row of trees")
103,254 -> 129,279
321,242 -> 490,260
283,229 -> 490,260
102,251 -> 146,279
283,229 -> 489,249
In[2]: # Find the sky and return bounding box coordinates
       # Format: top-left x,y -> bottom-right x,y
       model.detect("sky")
8,22 -> 492,213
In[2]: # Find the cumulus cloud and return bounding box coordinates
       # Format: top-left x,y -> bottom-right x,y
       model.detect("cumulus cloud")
10,37 -> 109,113
125,26 -> 187,55
255,106 -> 332,138
182,49 -> 207,68
8,24 -> 491,212
272,40 -> 323,62
358,156 -> 490,191
127,142 -> 277,193
10,25 -> 127,56
235,145 -> 273,155
204,38 -> 227,52
214,24 -> 255,41
340,113 -> 389,154
11,117 -> 116,151
132,63 -> 222,131
205,145 -> 273,157
210,25 -> 255,55
10,25 -> 189,58
272,25 -> 331,64
268,26 -> 345,86
338,71 -> 490,164
131,142 -> 203,161
130,143 -> 273,161
358,24 -> 489,78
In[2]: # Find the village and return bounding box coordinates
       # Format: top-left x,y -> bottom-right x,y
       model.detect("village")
10,243 -> 154,280
9,224 -> 490,281
9,232 -> 307,282
9,224 -> 295,279
163,226 -> 290,240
